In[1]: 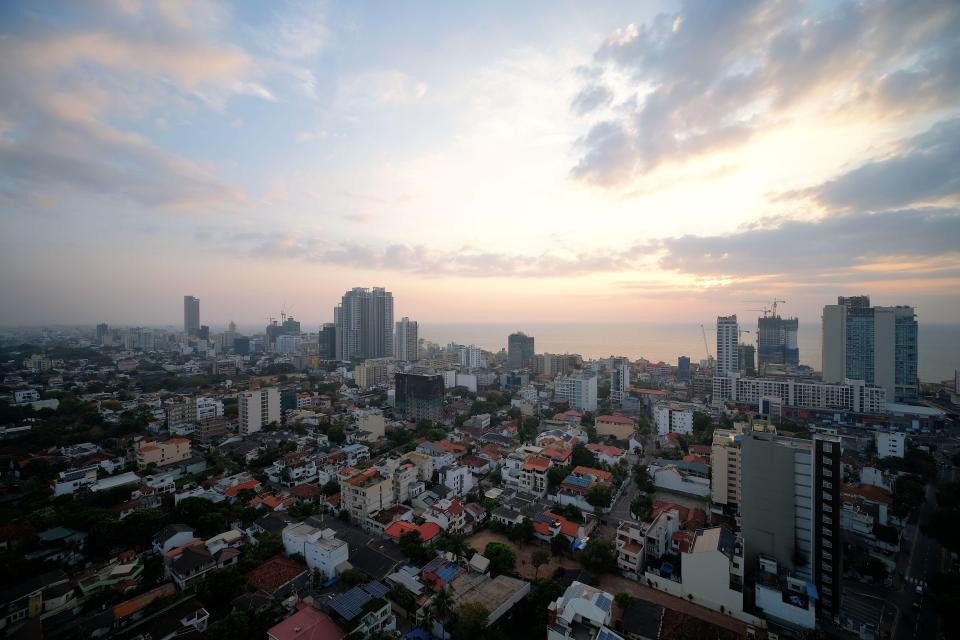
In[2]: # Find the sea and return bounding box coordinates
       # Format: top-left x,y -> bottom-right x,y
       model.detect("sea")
416,322 -> 960,383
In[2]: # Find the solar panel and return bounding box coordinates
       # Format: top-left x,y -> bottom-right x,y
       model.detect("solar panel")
329,586 -> 371,621
595,594 -> 612,612
364,581 -> 389,598
596,628 -> 624,640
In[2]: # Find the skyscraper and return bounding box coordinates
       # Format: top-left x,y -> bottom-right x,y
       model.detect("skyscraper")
716,315 -> 739,376
757,315 -> 799,373
738,344 -> 756,376
677,356 -> 690,381
318,323 -> 336,360
822,296 -> 918,403
96,323 -> 109,345
508,332 -> 535,369
334,287 -> 394,361
183,295 -> 200,335
395,317 -> 419,362
610,358 -> 630,407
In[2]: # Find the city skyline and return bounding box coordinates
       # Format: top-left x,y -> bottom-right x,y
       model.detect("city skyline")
2,0 -> 959,326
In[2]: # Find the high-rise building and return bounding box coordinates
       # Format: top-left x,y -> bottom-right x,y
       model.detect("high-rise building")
554,369 -> 598,412
822,296 -> 918,403
394,373 -> 444,422
458,345 -> 483,368
710,425 -> 743,512
757,316 -> 799,373
282,316 -> 301,334
741,428 -> 842,622
318,323 -> 336,360
355,359 -> 389,389
610,359 -> 630,407
738,344 -> 756,376
677,356 -> 690,381
508,332 -> 535,369
234,336 -> 250,356
394,317 -> 419,362
183,296 -> 200,335
96,323 -> 109,345
334,287 -> 394,361
238,387 -> 280,435
716,315 -> 739,377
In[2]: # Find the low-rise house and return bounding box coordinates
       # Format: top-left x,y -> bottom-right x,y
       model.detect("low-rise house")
166,543 -> 240,590
383,521 -> 441,544
267,603 -> 344,640
586,443 -> 626,466
281,523 -> 349,579
532,511 -> 585,545
547,581 -> 618,640
595,414 -> 635,439
438,463 -> 474,497
327,582 -> 395,638
423,498 -> 468,534
246,555 -> 309,598
153,524 -> 196,554
647,464 -> 710,498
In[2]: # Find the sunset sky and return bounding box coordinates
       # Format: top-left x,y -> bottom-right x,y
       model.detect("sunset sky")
1,0 -> 959,328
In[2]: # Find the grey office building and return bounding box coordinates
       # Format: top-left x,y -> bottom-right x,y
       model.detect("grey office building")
183,296 -> 200,336
757,316 -> 799,372
741,429 -> 842,622
508,332 -> 535,369
395,373 -> 444,422
318,323 -> 336,360
334,287 -> 394,361
822,296 -> 918,403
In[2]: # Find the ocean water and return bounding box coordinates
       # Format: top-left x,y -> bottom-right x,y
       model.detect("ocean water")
420,322 -> 960,383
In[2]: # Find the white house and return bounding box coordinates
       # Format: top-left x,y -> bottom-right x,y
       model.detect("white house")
654,403 -> 695,436
281,523 -> 349,579
439,464 -> 474,497
648,464 -> 711,498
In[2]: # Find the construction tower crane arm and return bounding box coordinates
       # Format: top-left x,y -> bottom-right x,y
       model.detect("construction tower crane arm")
700,324 -> 711,359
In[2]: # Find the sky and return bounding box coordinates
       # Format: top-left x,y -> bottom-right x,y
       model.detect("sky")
1,0 -> 959,329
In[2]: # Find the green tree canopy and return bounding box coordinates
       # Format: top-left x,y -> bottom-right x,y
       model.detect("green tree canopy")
483,542 -> 516,575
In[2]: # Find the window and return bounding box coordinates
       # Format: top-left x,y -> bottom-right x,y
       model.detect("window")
824,467 -> 832,477
823,503 -> 832,513
822,480 -> 832,489
823,442 -> 833,453
822,515 -> 833,525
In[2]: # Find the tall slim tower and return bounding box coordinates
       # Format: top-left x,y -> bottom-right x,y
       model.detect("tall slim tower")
610,358 -> 630,407
716,315 -> 739,377
183,296 -> 200,335
822,296 -> 918,403
395,317 -> 419,362
334,287 -> 394,361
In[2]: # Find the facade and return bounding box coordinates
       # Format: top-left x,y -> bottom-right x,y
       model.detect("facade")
716,315 -> 739,376
394,373 -> 444,422
595,414 -> 635,439
822,296 -> 918,403
334,287 -> 394,361
554,369 -> 598,412
340,468 -> 394,529
239,387 -> 281,435
355,360 -> 389,389
875,431 -> 905,459
281,524 -> 349,579
610,359 -> 630,408
711,427 -> 743,510
507,332 -> 535,369
713,374 -> 886,414
677,356 -> 690,381
757,316 -> 799,373
457,345 -> 483,369
653,403 -> 694,436
318,322 -> 337,360
394,317 -> 419,362
740,430 -> 842,622
183,295 -> 200,336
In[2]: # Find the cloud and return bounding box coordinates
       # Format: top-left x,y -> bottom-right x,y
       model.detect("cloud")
654,207 -> 960,281
336,71 -> 429,109
573,0 -> 960,185
784,117 -> 960,210
571,84 -> 612,115
255,1 -> 333,60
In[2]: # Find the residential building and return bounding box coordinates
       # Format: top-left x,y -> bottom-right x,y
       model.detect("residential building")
135,438 -> 191,470
267,605 -> 344,640
610,359 -> 630,408
647,464 -> 710,498
677,356 -> 691,381
754,556 -> 816,630
318,323 -> 337,360
822,296 -> 918,403
183,295 -> 200,336
394,317 -> 419,362
617,521 -> 647,577
757,315 -> 799,373
355,359 -> 389,389
711,426 -> 744,511
741,430 -> 842,622
519,455 -> 552,497
547,582 -> 617,640
438,464 -> 474,497
713,374 -> 886,414
554,369 -> 598,412
195,397 -> 223,421
334,287 -> 394,361
239,387 -> 281,435
508,332 -> 535,369
282,524 -> 349,579
875,431 -> 905,459
653,403 -> 694,436
394,373 -> 444,422
458,344 -> 483,368
340,468 -> 395,530
716,315 -> 739,376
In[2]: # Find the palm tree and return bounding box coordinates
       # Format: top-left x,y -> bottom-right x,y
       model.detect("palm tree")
428,586 -> 455,639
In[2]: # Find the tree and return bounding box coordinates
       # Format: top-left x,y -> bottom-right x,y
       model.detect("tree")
450,602 -> 490,640
197,566 -> 246,617
586,485 -> 612,511
634,464 -> 654,492
517,517 -> 535,546
615,592 -> 631,610
399,530 -> 431,564
631,494 -> 653,521
578,538 -> 617,575
204,611 -> 250,640
484,542 -> 517,575
559,504 -> 584,523
550,533 -> 568,557
532,549 -> 550,580
571,444 -> 594,468
547,466 -> 568,490
321,479 -> 340,496
427,585 -> 455,632
327,426 -> 346,444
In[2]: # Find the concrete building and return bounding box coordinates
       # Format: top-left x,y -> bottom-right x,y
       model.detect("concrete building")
334,287 -> 394,361
238,387 -> 281,435
554,369 -> 598,412
822,296 -> 918,403
357,410 -> 386,440
318,323 -> 336,360
713,374 -> 886,414
740,430 -> 842,622
653,403 -> 695,436
394,317 -> 419,362
875,431 -> 905,459
394,373 -> 444,422
595,414 -> 635,439
508,332 -> 535,369
355,359 -> 389,389
716,315 -> 739,377
339,468 -> 394,530
547,582 -> 617,640
610,359 -> 631,408
135,439 -> 191,470
711,426 -> 744,511
281,524 -> 349,579
757,315 -> 799,373
183,296 -> 200,336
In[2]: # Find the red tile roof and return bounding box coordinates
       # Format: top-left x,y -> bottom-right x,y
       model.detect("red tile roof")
682,454 -> 709,465
289,484 -> 321,499
542,447 -> 573,463
246,556 -> 308,594
571,466 -> 613,483
842,483 -> 893,505
267,605 -> 344,640
597,414 -> 634,425
522,455 -> 552,472
223,479 -> 261,497
587,443 -> 624,458
383,521 -> 441,543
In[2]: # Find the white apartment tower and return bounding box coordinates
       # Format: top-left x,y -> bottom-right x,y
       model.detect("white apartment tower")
716,315 -> 739,377
554,369 -> 598,412
394,317 -> 419,362
610,359 -> 630,408
238,387 -> 280,435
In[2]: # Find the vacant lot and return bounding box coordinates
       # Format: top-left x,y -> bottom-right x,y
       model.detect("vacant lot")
466,529 -> 570,580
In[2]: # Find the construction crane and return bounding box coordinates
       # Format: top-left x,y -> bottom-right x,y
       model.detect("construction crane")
741,299 -> 787,317
699,323 -> 712,360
